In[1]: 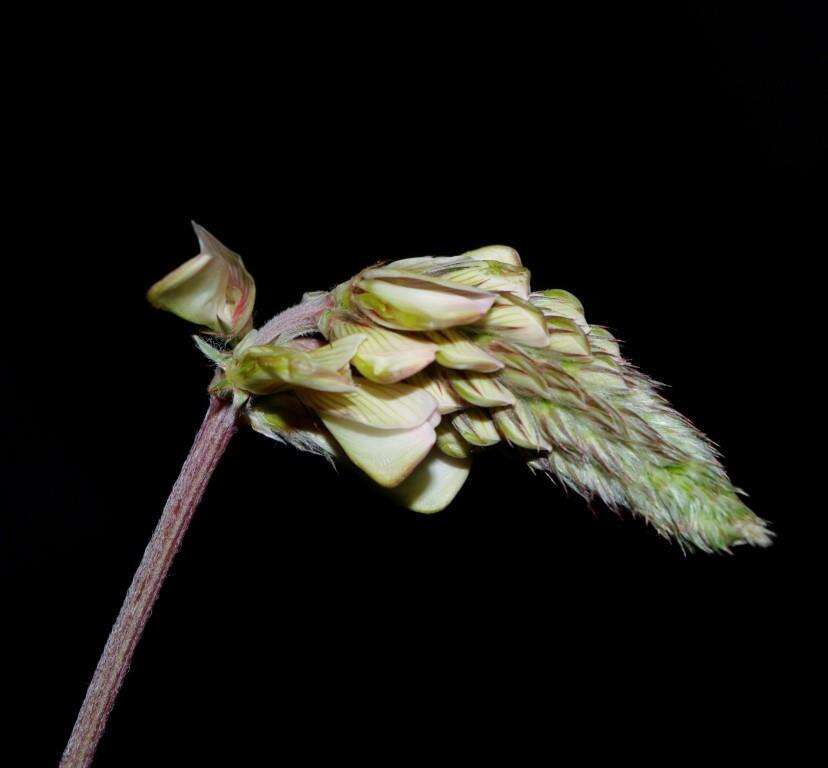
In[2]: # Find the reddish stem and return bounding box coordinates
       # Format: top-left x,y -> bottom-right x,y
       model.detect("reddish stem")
61,296 -> 330,767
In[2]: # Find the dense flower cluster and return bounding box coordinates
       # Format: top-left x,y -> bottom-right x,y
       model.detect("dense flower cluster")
149,226 -> 770,552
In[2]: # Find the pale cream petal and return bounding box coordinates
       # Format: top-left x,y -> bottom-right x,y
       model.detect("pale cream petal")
148,224 -> 255,338
305,334 -> 367,370
298,378 -> 438,429
428,329 -> 504,372
320,312 -> 437,383
353,343 -> 437,383
355,269 -> 496,331
448,371 -> 516,407
148,253 -> 225,327
474,295 -> 549,348
320,416 -> 436,487
389,449 -> 471,513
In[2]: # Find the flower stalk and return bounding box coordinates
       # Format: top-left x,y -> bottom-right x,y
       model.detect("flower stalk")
60,296 -> 330,768
59,397 -> 237,768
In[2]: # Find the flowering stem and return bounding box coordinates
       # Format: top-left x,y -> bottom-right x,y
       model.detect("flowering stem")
60,297 -> 330,768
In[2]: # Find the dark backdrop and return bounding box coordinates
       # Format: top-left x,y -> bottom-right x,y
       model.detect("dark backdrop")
4,5 -> 822,766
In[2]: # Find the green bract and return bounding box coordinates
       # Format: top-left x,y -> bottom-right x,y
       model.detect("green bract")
150,231 -> 771,551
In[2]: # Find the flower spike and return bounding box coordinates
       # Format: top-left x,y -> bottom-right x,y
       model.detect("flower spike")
149,238 -> 772,548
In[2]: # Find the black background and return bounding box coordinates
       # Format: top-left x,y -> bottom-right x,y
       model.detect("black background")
4,5 -> 823,765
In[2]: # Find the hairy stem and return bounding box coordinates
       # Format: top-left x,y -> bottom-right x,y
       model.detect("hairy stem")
60,397 -> 237,767
254,291 -> 333,345
61,297 -> 329,767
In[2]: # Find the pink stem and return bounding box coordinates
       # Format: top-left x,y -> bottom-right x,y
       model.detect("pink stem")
61,297 -> 330,767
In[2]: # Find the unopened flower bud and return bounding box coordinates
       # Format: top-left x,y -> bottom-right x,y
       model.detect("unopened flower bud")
226,335 -> 365,395
530,289 -> 589,332
545,316 -> 591,356
587,326 -> 621,358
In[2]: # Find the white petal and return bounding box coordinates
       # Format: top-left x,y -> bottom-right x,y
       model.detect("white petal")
320,416 -> 436,487
390,449 -> 471,513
